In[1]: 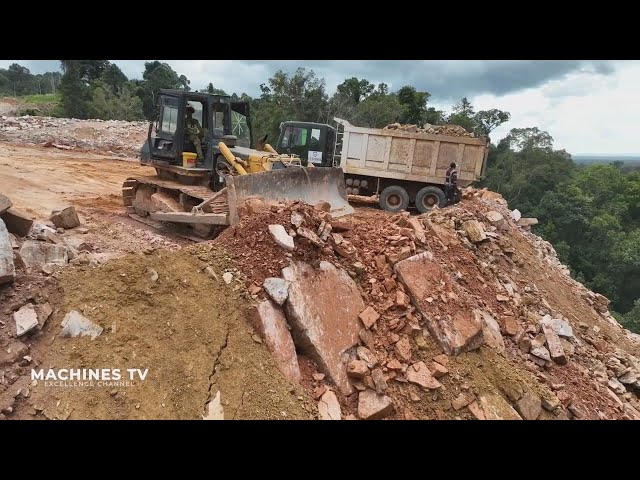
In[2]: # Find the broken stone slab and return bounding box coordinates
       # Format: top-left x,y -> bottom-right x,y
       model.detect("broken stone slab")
283,261 -> 364,395
50,206 -> 80,229
485,211 -> 506,230
531,346 -> 551,362
1,208 -> 34,237
406,361 -> 442,389
467,400 -> 486,420
618,371 -> 638,385
297,226 -> 324,247
222,272 -> 233,284
357,390 -> 394,420
203,391 -> 224,420
462,220 -> 487,243
256,300 -> 301,384
477,310 -> 505,353
541,322 -> 567,365
511,209 -> 522,222
0,340 -> 28,367
357,346 -> 378,368
371,368 -> 388,394
395,252 -> 483,356
452,392 -> 475,410
0,219 -> 15,284
59,310 -> 103,340
540,315 -> 574,339
263,277 -> 290,306
406,217 -> 426,243
515,392 -> 542,420
14,304 -> 39,337
318,390 -> 341,420
35,303 -> 53,328
479,393 -> 522,420
268,224 -> 295,251
516,218 -> 538,228
347,359 -> 369,379
430,362 -> 448,378
18,241 -> 68,268
498,315 -> 519,336
358,306 -> 380,329
394,336 -> 412,363
608,377 -> 626,395
0,194 -> 12,215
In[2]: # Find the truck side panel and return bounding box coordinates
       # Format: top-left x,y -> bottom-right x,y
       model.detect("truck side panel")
339,123 -> 487,187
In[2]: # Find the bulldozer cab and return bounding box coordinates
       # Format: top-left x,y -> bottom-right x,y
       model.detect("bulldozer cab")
141,90 -> 252,170
276,121 -> 336,167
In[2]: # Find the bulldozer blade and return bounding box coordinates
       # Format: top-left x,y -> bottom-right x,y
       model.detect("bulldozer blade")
226,166 -> 354,224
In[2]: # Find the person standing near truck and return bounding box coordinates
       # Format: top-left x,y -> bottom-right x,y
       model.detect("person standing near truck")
445,162 -> 458,205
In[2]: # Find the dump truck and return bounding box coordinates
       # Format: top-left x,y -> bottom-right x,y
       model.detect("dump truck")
122,90 -> 352,239
275,118 -> 490,213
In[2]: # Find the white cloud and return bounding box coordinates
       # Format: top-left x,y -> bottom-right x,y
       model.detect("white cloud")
467,61 -> 640,155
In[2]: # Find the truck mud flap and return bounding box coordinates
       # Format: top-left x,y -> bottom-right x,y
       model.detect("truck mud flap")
225,166 -> 354,225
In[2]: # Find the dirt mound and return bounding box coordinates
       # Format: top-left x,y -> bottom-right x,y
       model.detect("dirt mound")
4,245 -> 315,420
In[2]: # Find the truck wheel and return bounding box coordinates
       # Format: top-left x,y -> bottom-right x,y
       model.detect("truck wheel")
415,186 -> 446,213
379,185 -> 410,212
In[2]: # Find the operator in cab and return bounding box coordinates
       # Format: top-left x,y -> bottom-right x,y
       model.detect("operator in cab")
184,104 -> 205,161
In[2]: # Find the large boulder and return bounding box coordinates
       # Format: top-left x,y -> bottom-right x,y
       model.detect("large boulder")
0,219 -> 15,284
50,206 -> 81,229
1,208 -> 34,237
18,241 -> 68,268
283,261 -> 364,395
0,194 -> 12,215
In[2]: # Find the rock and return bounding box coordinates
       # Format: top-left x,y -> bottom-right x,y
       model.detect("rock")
540,315 -> 574,338
467,401 -> 486,420
18,241 -> 68,268
314,201 -> 331,212
352,261 -> 365,274
371,368 -> 388,393
203,391 -> 224,420
496,294 -> 509,302
515,392 -> 542,420
0,340 -> 28,366
433,354 -> 449,366
395,252 -> 483,356
387,359 -> 403,370
318,390 -> 341,420
541,322 -> 567,365
623,403 -> 640,420
560,338 -> 575,357
248,283 -> 262,296
222,272 -> 233,284
347,359 -> 369,379
511,209 -> 522,222
430,362 -> 449,378
406,217 -> 426,243
541,395 -> 561,412
357,346 -> 378,368
146,267 -> 158,282
204,266 -> 219,281
283,261 -> 364,395
263,277 -> 290,306
531,346 -> 551,362
268,224 -> 295,251
477,310 -> 505,352
329,221 -> 351,232
608,377 -> 626,395
50,206 -> 80,229
357,390 -> 394,420
396,290 -> 410,308
312,373 -> 325,381
358,306 -> 380,329
386,246 -> 413,264
485,211 -> 506,229
297,227 -> 324,247
479,393 -> 522,420
59,310 -> 103,340
8,233 -> 19,249
0,194 -> 11,214
452,392 -> 475,410
567,403 -> 585,419
406,361 -> 442,389
394,336 -> 412,363
35,303 -> 53,328
0,219 -> 15,284
359,328 -> 374,349
498,315 -> 519,336
75,227 -> 89,234
13,304 -> 38,337
255,300 -> 301,384
1,208 -> 34,237
462,220 -> 487,243
516,218 -> 538,227
618,371 -> 638,385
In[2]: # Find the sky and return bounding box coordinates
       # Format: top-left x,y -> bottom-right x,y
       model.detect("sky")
1,59 -> 638,156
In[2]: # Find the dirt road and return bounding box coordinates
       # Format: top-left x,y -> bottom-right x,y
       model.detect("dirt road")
0,143 -> 154,219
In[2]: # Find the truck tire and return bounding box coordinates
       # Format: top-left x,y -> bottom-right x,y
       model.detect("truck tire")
415,186 -> 446,213
379,185 -> 410,212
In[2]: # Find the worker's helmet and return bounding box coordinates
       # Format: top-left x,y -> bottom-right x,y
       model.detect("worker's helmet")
450,162 -> 457,168
185,105 -> 195,113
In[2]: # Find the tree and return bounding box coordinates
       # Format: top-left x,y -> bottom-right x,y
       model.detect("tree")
500,127 -> 554,151
59,61 -> 90,118
397,85 -> 430,125
138,61 -> 191,119
203,83 -> 228,95
101,64 -> 128,90
336,77 -> 374,104
352,93 -> 403,128
474,109 -> 511,136
447,97 -> 476,132
91,81 -> 144,121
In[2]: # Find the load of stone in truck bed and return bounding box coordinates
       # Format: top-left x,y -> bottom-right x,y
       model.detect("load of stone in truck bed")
384,122 -> 475,138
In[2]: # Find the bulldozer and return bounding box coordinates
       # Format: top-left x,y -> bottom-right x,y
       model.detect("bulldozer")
122,90 -> 353,239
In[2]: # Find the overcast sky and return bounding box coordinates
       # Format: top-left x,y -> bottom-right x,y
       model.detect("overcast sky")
2,60 -> 637,155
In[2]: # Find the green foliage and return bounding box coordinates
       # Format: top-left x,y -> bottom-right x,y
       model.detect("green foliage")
396,85 -> 430,125
619,299 -> 640,333
352,93 -> 403,128
90,82 -> 144,121
59,61 -> 90,119
21,93 -> 61,104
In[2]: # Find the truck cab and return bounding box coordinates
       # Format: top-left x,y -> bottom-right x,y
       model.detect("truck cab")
275,121 -> 336,167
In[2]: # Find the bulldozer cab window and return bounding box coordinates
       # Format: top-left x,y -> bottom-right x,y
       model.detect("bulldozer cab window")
283,126 -> 309,147
160,96 -> 179,135
186,102 -> 204,127
310,128 -> 321,147
231,108 -> 251,148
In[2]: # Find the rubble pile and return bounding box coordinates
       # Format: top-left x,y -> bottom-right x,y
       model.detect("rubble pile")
212,189 -> 640,420
384,122 -> 476,138
0,115 -> 148,157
